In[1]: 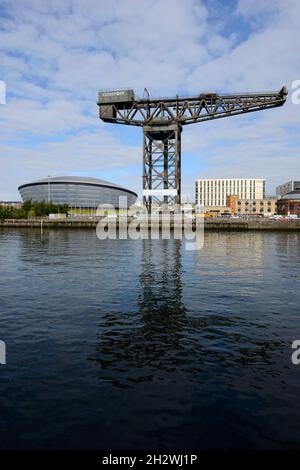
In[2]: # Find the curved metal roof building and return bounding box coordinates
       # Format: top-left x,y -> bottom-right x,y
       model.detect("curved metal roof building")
279,190 -> 300,200
18,176 -> 138,208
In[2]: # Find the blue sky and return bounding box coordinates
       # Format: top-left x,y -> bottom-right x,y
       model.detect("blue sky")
0,0 -> 300,200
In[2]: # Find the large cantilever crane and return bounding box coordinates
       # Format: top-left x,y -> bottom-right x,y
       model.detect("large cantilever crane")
97,87 -> 287,211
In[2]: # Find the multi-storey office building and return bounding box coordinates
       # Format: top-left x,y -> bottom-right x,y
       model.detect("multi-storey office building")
276,180 -> 300,198
0,201 -> 22,209
195,178 -> 265,207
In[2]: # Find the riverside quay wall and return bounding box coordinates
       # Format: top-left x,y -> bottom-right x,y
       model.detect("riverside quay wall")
1,217 -> 300,231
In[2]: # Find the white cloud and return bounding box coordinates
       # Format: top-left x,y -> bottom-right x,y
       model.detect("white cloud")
0,0 -> 300,200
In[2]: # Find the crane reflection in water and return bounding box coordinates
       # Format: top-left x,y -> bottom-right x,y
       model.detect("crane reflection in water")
90,238 -> 189,388
89,233 -> 286,392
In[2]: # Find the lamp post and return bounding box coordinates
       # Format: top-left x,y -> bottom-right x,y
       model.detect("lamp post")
48,175 -> 51,203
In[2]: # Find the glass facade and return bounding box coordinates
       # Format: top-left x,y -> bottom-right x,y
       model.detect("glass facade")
19,178 -> 137,208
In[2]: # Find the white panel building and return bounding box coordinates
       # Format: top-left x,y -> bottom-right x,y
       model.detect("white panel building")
195,178 -> 265,207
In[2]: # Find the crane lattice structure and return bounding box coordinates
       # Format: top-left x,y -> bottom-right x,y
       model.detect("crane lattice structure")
97,87 -> 287,211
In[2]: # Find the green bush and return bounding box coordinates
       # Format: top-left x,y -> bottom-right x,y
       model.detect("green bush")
0,201 -> 69,219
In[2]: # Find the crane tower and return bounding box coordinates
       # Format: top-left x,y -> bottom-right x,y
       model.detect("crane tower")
97,87 -> 287,211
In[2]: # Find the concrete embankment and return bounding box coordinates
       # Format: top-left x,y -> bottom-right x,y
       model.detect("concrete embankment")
1,217 -> 300,231
204,219 -> 300,231
0,218 -> 98,228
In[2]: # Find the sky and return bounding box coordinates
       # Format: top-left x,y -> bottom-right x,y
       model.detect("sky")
0,0 -> 300,201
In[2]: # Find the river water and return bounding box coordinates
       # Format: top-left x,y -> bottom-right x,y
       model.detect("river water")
0,229 -> 300,449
